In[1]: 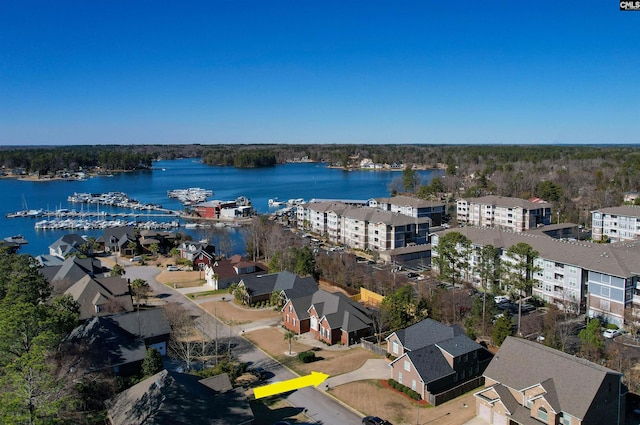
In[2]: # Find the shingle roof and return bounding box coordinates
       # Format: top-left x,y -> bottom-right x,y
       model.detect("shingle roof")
308,202 -> 431,226
459,195 -> 551,209
437,226 -> 640,278
241,271 -> 318,299
387,318 -> 465,351
593,205 -> 640,218
106,308 -> 171,339
49,234 -> 87,257
372,195 -> 445,209
436,334 -> 483,357
65,316 -> 146,372
308,290 -> 373,333
404,345 -> 455,385
107,370 -> 254,425
65,275 -> 133,320
484,337 -> 621,420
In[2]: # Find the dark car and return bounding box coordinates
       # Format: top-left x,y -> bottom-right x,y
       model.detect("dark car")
407,272 -> 420,278
362,416 -> 392,425
249,367 -> 268,380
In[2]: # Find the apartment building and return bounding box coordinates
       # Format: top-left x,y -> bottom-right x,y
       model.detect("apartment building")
457,196 -> 552,232
369,195 -> 446,226
431,226 -> 640,326
591,205 -> 640,242
296,201 -> 430,252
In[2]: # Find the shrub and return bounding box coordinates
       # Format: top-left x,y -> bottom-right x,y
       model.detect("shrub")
298,351 -> 316,363
606,323 -> 619,330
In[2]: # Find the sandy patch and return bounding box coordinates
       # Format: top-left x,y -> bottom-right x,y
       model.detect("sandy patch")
200,299 -> 281,324
330,381 -> 478,425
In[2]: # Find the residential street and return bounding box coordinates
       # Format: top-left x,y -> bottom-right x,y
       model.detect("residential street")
122,263 -> 363,425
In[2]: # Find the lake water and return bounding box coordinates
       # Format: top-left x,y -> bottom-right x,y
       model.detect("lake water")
0,159 -> 443,257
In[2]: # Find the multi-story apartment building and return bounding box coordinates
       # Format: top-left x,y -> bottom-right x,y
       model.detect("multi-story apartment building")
591,205 -> 640,242
369,195 -> 446,226
431,226 -> 640,327
296,201 -> 430,252
457,196 -> 552,232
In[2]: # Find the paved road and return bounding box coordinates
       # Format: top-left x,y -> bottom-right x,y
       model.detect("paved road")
122,263 -> 363,425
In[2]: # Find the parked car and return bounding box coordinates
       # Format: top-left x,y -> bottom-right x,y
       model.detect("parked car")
249,367 -> 268,380
167,265 -> 180,271
130,255 -> 143,262
362,417 -> 392,425
603,329 -> 622,339
494,295 -> 510,304
407,272 -> 420,278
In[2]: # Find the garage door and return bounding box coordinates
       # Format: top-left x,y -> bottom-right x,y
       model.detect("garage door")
478,404 -> 491,422
493,413 -> 507,425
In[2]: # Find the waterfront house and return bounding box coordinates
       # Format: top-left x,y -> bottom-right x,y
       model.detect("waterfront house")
305,289 -> 374,346
475,337 -> 625,425
386,318 -> 492,405
101,226 -> 137,255
456,196 -> 552,232
107,370 -> 254,425
64,274 -> 134,320
49,233 -> 89,259
179,240 -> 216,269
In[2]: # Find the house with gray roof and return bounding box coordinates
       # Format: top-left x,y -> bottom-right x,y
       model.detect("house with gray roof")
236,270 -> 318,306
179,240 -> 216,269
386,318 -> 493,405
107,370 -> 254,425
307,289 -> 374,346
43,256 -> 108,295
64,316 -> 147,376
457,196 -> 552,232
100,226 -> 136,255
106,308 -> 171,356
475,336 -> 625,425
49,233 -> 89,259
64,274 -> 134,320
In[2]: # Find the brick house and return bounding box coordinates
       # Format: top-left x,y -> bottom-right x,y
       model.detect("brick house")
386,318 -> 492,405
306,289 -> 373,346
475,337 -> 625,425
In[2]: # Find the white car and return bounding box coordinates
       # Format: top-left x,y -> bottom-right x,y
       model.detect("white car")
603,329 -> 621,339
167,265 -> 180,271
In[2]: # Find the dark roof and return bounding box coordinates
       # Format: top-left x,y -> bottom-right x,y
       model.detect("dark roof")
287,294 -> 314,320
240,270 -> 317,299
43,256 -> 104,287
387,318 -> 465,351
107,370 -> 254,425
484,337 -> 621,420
65,316 -> 146,372
404,345 -> 455,385
65,275 -> 133,320
436,334 -> 483,357
309,289 -> 373,332
105,308 -> 171,339
102,226 -> 136,247
49,233 -> 87,257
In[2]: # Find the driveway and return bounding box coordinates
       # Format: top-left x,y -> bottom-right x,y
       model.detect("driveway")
321,359 -> 390,391
117,261 -> 364,425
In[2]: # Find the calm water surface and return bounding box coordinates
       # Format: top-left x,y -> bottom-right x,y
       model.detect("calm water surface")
0,159 -> 443,257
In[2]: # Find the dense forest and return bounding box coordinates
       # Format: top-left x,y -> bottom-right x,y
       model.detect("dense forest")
2,143 -> 640,225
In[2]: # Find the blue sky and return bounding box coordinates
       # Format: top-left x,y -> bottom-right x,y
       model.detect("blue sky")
1,1 -> 638,146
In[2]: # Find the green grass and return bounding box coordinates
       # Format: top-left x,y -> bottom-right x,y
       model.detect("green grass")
187,289 -> 229,299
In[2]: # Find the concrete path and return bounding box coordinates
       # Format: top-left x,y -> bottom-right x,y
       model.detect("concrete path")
320,358 -> 390,391
462,416 -> 489,425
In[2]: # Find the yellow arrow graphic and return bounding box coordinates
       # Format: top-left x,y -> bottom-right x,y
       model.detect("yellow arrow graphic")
253,371 -> 330,399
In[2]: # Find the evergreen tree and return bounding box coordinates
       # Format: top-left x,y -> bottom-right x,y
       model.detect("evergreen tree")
142,348 -> 164,377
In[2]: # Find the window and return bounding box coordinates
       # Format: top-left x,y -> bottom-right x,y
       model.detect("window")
404,360 -> 411,372
398,372 -> 403,384
412,379 -> 417,390
537,407 -> 548,422
392,341 -> 399,354
292,318 -> 296,326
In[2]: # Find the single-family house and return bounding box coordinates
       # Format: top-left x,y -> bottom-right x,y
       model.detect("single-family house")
107,370 -> 254,425
306,289 -> 374,346
282,293 -> 314,335
64,316 -> 147,376
236,270 -> 318,307
105,308 -> 171,356
138,229 -> 176,254
204,254 -> 267,290
101,226 -> 137,255
49,233 -> 89,259
475,336 -> 625,425
386,318 -> 492,405
64,274 -> 134,320
179,240 -> 216,269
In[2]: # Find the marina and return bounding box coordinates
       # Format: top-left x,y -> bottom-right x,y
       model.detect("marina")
167,187 -> 213,205
34,218 -> 180,230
